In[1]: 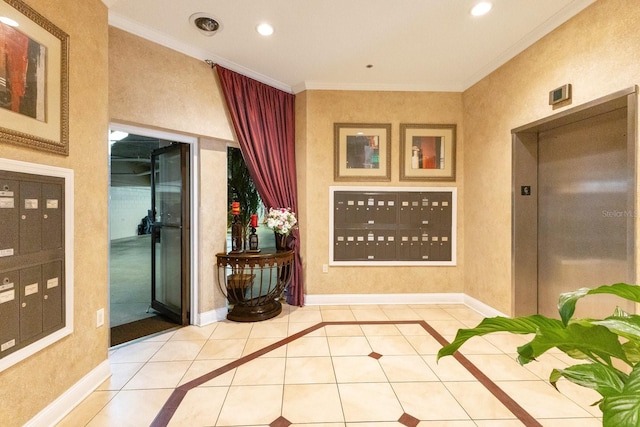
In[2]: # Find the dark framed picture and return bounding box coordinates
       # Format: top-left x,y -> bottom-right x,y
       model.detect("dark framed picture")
0,0 -> 69,155
400,124 -> 456,181
334,123 -> 391,181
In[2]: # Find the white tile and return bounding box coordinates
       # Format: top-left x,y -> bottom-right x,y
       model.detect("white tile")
216,385 -> 283,426
339,383 -> 404,422
87,389 -> 173,427
283,384 -> 344,423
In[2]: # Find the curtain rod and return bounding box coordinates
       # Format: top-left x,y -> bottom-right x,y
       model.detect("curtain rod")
204,59 -> 216,68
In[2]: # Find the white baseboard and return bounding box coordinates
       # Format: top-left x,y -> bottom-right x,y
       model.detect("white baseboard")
464,294 -> 508,318
304,293 -> 507,318
196,306 -> 228,326
25,359 -> 111,427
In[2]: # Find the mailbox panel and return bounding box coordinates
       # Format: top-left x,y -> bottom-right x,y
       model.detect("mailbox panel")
0,270 -> 19,357
331,187 -> 455,265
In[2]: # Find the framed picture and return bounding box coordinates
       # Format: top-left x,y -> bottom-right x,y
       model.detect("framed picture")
0,0 -> 69,155
400,124 -> 456,181
334,123 -> 391,181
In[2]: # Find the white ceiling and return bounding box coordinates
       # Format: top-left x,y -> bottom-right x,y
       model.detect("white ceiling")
105,0 -> 596,93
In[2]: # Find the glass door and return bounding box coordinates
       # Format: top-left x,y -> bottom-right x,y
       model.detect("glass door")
150,143 -> 190,325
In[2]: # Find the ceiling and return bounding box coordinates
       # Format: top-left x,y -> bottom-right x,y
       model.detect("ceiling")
104,0 -> 595,93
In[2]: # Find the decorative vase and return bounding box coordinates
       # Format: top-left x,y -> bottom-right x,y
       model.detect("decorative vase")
274,232 -> 288,251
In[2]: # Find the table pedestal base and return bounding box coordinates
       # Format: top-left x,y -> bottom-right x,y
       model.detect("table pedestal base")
227,299 -> 282,322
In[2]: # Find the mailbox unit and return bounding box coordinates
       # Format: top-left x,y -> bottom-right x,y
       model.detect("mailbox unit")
330,186 -> 456,266
0,159 -> 73,372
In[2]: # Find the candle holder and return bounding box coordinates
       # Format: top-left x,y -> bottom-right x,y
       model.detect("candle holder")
230,215 -> 243,253
247,213 -> 260,252
247,226 -> 260,252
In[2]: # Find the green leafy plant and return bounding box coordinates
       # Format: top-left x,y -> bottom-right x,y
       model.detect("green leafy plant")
227,146 -> 262,231
437,283 -> 640,427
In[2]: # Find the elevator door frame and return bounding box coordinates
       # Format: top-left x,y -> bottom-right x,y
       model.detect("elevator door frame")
511,86 -> 638,317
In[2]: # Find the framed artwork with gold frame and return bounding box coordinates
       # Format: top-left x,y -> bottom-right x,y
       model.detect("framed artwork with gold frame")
334,123 -> 391,182
0,0 -> 69,155
400,124 -> 456,181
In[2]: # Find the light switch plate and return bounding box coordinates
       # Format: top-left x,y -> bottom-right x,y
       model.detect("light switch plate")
96,308 -> 105,327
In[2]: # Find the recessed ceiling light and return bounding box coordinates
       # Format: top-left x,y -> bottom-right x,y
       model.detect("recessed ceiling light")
190,13 -> 221,36
0,16 -> 19,27
256,23 -> 274,36
471,2 -> 492,16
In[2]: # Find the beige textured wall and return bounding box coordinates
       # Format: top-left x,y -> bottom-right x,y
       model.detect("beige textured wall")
463,0 -> 640,314
298,91 -> 464,296
109,28 -> 233,141
198,138 -> 230,314
0,1 -> 109,425
109,28 -> 235,317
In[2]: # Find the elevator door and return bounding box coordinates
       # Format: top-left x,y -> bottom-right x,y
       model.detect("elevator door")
537,107 -> 633,318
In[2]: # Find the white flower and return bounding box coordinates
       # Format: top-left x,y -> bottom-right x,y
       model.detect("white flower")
266,207 -> 298,235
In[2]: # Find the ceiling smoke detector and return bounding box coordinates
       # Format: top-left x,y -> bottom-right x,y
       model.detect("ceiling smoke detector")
190,13 -> 221,36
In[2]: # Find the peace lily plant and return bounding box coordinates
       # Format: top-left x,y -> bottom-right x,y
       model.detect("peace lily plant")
438,283 -> 640,427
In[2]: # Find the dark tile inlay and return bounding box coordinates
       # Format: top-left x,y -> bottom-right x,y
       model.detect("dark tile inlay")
398,412 -> 420,427
151,320 -> 543,427
270,416 -> 292,427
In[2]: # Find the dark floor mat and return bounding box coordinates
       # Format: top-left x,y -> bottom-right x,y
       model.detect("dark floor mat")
110,315 -> 178,347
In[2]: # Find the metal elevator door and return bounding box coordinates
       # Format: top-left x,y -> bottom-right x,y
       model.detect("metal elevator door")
537,107 -> 633,318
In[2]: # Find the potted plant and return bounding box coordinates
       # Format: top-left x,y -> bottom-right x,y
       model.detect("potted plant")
438,283 -> 640,427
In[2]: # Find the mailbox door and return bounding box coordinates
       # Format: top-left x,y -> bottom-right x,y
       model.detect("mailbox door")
41,182 -> 64,251
19,181 -> 42,255
0,179 -> 19,258
20,265 -> 42,342
42,261 -> 64,332
0,270 -> 19,356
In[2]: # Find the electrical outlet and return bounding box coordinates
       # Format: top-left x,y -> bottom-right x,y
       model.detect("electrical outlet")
322,264 -> 329,273
96,308 -> 105,327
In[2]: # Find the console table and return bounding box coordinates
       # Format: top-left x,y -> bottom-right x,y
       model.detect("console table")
215,249 -> 294,322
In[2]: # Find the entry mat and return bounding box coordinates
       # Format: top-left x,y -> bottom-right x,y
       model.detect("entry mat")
110,315 -> 178,347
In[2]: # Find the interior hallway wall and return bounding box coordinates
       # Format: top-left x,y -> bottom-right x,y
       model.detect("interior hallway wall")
462,0 -> 640,315
109,28 -> 233,318
297,90 -> 465,296
0,1 -> 109,425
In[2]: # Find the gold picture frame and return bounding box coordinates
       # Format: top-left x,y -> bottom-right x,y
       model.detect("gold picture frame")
400,124 -> 456,181
334,123 -> 391,181
0,0 -> 69,155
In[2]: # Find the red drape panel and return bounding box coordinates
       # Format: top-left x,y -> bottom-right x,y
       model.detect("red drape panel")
216,65 -> 304,306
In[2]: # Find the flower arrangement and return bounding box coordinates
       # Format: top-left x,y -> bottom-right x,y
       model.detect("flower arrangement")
266,207 -> 297,235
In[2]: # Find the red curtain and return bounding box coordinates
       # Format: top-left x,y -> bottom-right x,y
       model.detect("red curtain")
216,65 -> 304,306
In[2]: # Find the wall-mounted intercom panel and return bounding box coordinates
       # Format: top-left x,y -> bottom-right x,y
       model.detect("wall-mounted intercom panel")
330,186 -> 457,266
0,159 -> 73,372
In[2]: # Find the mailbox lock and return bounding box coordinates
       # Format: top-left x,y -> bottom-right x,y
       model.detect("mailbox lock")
3,277 -> 9,285
21,215 -> 26,220
21,302 -> 26,308
2,185 -> 8,191
44,295 -> 48,300
43,214 -> 48,219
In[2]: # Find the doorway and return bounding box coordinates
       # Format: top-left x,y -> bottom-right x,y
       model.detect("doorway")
512,87 -> 637,318
108,126 -> 195,346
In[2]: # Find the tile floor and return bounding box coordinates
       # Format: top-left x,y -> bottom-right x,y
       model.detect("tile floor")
57,303 -> 603,427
